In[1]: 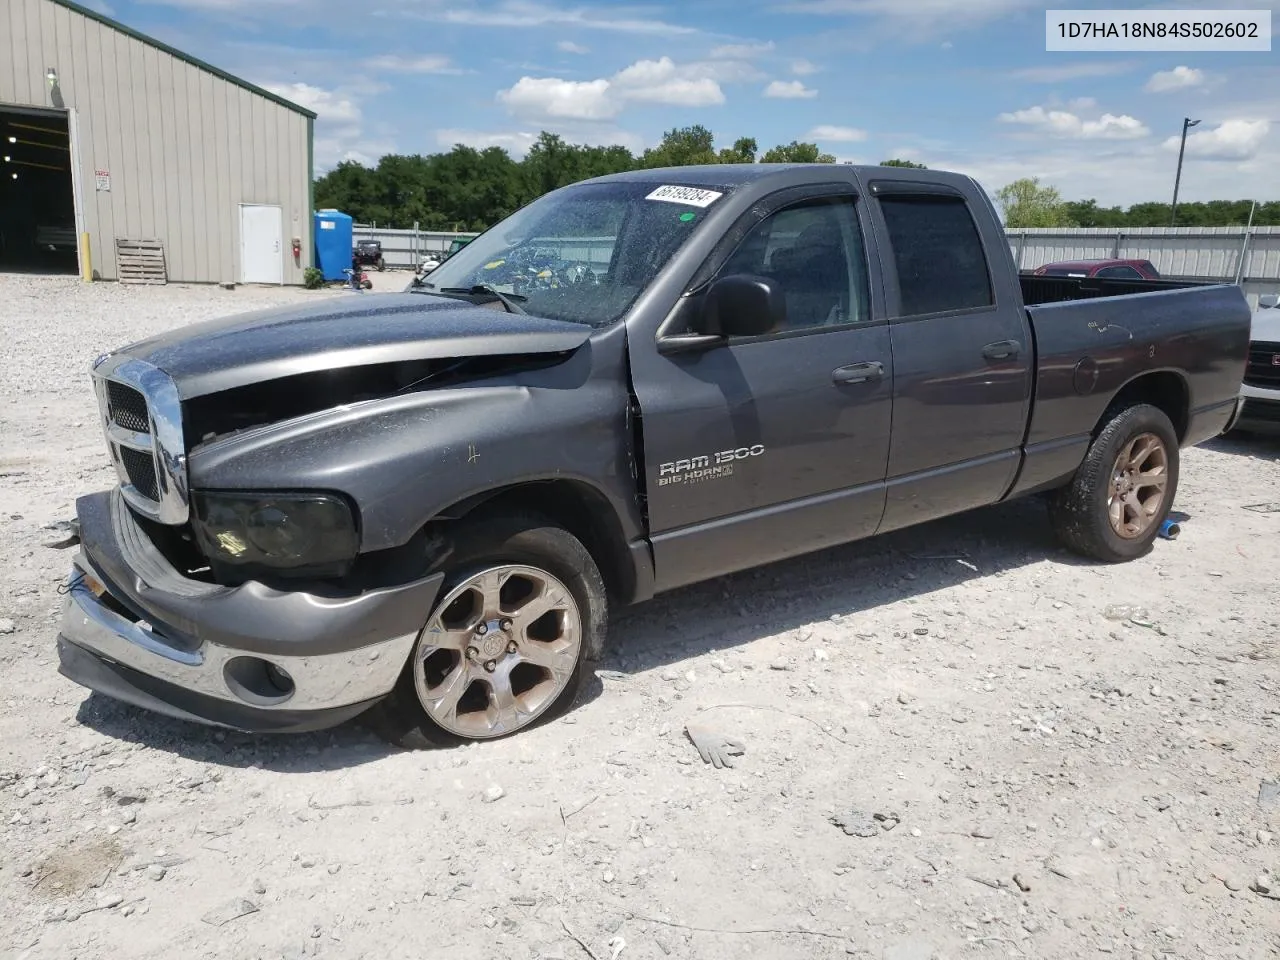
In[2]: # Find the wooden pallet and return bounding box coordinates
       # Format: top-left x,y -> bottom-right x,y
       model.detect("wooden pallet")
115,239 -> 168,285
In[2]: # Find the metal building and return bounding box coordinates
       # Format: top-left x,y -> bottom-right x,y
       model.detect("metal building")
1,0 -> 315,284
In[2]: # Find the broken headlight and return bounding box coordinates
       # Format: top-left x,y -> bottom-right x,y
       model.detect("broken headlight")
191,491 -> 359,573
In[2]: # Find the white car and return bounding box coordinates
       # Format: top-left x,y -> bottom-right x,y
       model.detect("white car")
1237,294 -> 1280,435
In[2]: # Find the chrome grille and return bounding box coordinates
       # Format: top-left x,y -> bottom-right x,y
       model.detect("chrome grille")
119,446 -> 161,500
106,381 -> 150,433
1245,341 -> 1280,390
91,355 -> 189,525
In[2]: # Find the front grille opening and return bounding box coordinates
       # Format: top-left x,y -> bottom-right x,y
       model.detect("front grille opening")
1245,342 -> 1280,389
119,446 -> 160,501
106,381 -> 150,433
133,512 -> 218,584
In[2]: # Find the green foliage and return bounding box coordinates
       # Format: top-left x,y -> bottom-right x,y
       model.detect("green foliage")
759,141 -> 836,163
996,177 -> 1077,228
302,266 -> 325,289
1062,198 -> 1280,228
315,129 -> 1277,232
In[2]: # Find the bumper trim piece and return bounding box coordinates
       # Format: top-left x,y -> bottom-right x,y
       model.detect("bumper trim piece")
58,637 -> 380,733
60,560 -> 418,713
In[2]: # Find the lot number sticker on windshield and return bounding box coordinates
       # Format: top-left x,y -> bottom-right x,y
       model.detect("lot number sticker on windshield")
645,185 -> 723,208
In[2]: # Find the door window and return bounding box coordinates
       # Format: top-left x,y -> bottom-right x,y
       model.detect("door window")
1095,265 -> 1144,279
878,196 -> 993,317
717,198 -> 872,332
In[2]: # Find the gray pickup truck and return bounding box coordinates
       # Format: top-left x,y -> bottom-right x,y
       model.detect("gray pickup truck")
58,164 -> 1251,747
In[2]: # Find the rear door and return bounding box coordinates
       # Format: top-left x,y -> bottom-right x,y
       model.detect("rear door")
630,187 -> 894,592
867,183 -> 1034,532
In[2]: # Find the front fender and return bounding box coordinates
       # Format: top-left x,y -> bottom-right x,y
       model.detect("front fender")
185,338 -> 642,552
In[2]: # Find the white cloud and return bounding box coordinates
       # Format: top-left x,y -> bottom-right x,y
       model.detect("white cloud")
808,124 -> 867,142
435,129 -> 540,154
263,81 -> 360,124
778,0 -> 1042,28
498,55 -> 745,122
764,79 -> 817,99
557,40 -> 589,54
1145,65 -> 1205,93
1163,119 -> 1270,161
263,81 -> 382,167
363,54 -> 456,73
499,77 -> 617,120
791,58 -> 818,75
710,40 -> 775,58
1008,61 -> 1135,83
1068,97 -> 1096,111
998,105 -> 1149,140
426,1 -> 697,35
614,57 -> 725,106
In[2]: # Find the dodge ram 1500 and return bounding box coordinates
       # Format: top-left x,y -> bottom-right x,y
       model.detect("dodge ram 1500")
57,163 -> 1252,747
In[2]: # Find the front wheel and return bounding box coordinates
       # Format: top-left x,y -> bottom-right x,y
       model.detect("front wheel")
364,514 -> 607,748
1048,403 -> 1179,563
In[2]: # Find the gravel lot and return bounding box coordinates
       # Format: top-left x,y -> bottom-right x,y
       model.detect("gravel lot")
2,274 -> 1280,960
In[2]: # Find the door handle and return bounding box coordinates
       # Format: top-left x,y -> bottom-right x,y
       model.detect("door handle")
832,361 -> 884,384
982,339 -> 1021,361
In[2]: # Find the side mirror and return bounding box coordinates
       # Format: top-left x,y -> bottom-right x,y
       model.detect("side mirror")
697,274 -> 786,338
657,274 -> 786,355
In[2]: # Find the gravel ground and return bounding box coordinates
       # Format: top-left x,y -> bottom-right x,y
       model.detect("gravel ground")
2,274 -> 1280,960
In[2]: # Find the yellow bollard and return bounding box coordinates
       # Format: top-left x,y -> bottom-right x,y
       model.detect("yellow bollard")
80,232 -> 92,282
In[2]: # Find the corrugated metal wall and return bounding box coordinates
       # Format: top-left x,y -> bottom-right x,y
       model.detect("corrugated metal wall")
1010,227 -> 1280,309
1,0 -> 312,283
1010,226 -> 1280,281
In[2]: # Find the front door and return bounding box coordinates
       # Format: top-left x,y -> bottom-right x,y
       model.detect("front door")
630,193 -> 894,593
240,203 -> 283,285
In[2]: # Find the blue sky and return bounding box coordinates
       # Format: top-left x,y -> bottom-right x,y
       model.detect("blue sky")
98,0 -> 1277,205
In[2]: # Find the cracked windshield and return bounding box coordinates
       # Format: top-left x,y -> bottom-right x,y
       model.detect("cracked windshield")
416,181 -> 727,326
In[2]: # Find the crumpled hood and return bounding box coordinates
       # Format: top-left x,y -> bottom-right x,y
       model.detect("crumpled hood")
112,293 -> 593,399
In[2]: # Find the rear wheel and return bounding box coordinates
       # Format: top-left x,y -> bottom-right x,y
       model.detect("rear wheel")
376,257 -> 386,271
364,514 -> 607,748
1048,403 -> 1179,563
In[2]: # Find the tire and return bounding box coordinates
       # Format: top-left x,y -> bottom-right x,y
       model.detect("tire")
1048,403 -> 1179,563
376,257 -> 385,272
363,513 -> 608,749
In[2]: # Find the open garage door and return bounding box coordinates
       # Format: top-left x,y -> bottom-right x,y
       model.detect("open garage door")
0,105 -> 77,275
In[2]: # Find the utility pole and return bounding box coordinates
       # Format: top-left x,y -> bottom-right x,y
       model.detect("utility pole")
1170,117 -> 1200,227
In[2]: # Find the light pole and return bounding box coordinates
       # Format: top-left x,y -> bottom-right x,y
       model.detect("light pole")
1170,116 -> 1200,227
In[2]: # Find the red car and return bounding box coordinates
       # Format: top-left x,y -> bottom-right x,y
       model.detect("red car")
1032,258 -> 1161,280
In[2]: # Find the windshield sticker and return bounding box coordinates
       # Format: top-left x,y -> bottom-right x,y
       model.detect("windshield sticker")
645,185 -> 723,208
679,211 -> 697,223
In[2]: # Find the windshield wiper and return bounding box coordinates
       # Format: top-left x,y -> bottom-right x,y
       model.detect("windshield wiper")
439,285 -> 527,314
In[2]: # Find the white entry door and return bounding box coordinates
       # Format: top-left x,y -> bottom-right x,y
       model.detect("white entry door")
239,204 -> 283,284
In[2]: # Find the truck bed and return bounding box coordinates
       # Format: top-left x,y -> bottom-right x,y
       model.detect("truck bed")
1019,272 -> 1214,306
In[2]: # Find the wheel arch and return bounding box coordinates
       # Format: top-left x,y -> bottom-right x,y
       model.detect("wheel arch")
1095,370 -> 1190,443
429,478 -> 648,607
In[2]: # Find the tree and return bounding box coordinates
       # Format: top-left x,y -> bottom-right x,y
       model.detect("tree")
879,158 -> 927,168
759,141 -> 836,163
640,125 -> 718,168
995,177 -> 1076,228
718,137 -> 758,164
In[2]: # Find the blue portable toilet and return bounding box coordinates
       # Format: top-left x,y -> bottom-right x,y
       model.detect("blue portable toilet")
314,209 -> 354,281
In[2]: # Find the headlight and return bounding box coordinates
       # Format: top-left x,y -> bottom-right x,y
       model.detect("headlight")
191,491 -> 359,572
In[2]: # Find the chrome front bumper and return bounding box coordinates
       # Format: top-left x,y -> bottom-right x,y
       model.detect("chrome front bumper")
56,489 -> 445,733
60,559 -> 417,713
